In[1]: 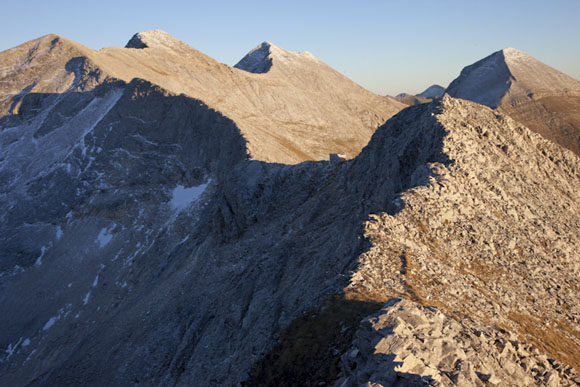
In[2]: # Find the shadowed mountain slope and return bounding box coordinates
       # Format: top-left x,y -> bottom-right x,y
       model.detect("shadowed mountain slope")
2,87 -> 579,386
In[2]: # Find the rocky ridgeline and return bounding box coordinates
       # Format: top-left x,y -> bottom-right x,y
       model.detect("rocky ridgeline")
338,299 -> 579,386
344,96 -> 580,385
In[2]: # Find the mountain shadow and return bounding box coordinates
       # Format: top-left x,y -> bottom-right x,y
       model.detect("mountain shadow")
1,70 -> 449,386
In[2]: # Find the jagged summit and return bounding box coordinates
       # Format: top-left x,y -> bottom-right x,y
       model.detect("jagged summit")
446,47 -> 580,108
234,41 -> 319,74
125,30 -> 186,50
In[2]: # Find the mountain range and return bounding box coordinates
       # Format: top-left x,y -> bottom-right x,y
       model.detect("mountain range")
1,31 -> 579,386
393,84 -> 445,106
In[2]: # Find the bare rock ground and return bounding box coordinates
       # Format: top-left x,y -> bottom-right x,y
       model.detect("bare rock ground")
338,299 -> 578,386
343,96 -> 580,385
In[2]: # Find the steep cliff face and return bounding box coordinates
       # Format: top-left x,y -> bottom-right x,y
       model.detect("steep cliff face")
0,76 -> 250,385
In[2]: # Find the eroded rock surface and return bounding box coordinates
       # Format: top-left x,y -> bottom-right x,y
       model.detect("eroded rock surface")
338,299 -> 580,386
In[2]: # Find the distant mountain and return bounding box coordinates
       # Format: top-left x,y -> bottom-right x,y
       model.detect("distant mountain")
393,93 -> 431,106
234,41 -> 319,74
0,31 -> 404,164
416,84 -> 445,99
393,85 -> 445,106
446,47 -> 580,155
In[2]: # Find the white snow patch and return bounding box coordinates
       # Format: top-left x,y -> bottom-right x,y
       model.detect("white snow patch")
97,227 -> 113,248
68,282 -> 72,288
24,349 -> 36,364
56,226 -> 63,240
83,291 -> 91,305
34,246 -> 47,267
169,180 -> 210,211
43,316 -> 59,331
92,273 -> 99,287
5,337 -> 23,359
22,338 -> 30,347
112,250 -> 122,261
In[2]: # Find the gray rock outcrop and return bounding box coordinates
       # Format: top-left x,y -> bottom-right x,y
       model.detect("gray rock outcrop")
338,298 -> 579,386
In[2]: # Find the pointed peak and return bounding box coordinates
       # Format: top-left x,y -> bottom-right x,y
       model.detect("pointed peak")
234,41 -> 319,74
258,41 -> 274,49
125,30 -> 185,50
30,33 -> 80,49
502,47 -> 524,54
501,47 -> 530,59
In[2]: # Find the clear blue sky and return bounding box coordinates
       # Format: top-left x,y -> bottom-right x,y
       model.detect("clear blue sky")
2,1 -> 579,95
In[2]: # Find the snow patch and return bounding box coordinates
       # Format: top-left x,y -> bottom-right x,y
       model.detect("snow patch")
92,273 -> 99,287
83,291 -> 91,305
169,180 -> 210,211
42,306 -> 71,332
22,338 -> 30,347
24,349 -> 36,364
97,227 -> 113,248
56,226 -> 63,240
43,316 -> 59,331
5,337 -> 23,359
34,246 -> 47,267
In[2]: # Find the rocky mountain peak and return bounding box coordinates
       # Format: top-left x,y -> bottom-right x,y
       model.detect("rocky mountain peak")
447,47 -> 580,108
125,30 -> 185,50
502,46 -> 526,58
446,46 -> 580,156
234,41 -> 319,74
445,49 -> 514,108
